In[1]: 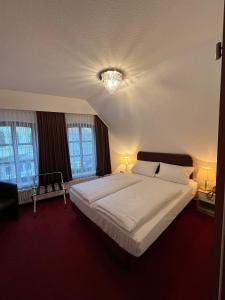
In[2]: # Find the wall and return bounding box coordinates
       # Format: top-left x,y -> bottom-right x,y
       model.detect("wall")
106,53 -> 221,179
86,1 -> 223,179
91,41 -> 222,175
0,89 -> 96,114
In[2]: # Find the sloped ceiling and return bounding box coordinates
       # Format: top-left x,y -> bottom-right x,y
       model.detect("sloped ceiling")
0,0 -> 223,168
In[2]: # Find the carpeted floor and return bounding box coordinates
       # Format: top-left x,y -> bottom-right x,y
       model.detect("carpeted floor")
0,198 -> 214,300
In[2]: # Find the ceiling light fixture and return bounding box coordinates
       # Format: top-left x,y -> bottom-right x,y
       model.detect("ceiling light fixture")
98,68 -> 124,94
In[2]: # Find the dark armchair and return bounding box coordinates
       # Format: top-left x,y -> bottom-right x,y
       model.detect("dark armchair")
0,182 -> 19,218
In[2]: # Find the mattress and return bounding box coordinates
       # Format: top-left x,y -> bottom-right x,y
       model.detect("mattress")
69,177 -> 197,257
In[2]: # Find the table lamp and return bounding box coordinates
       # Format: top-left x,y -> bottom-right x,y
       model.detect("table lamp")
198,166 -> 214,191
122,153 -> 129,172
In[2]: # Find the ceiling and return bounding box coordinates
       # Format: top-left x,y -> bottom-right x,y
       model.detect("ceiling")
0,0 -> 224,163
0,0 -> 222,99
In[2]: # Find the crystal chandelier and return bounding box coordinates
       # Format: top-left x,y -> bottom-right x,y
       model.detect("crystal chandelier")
98,68 -> 124,94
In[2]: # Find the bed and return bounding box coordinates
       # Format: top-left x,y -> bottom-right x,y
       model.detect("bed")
69,151 -> 197,264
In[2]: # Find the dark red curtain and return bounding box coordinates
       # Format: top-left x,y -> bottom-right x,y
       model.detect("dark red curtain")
36,111 -> 72,182
95,115 -> 111,176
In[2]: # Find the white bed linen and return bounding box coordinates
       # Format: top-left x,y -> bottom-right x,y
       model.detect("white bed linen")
93,179 -> 183,233
70,173 -> 142,205
69,177 -> 197,257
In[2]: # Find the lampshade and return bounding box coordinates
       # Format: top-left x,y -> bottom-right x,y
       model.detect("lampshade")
98,68 -> 124,94
198,166 -> 215,191
121,154 -> 130,172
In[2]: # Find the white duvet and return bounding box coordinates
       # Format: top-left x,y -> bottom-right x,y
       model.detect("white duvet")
70,173 -> 142,205
93,178 -> 184,233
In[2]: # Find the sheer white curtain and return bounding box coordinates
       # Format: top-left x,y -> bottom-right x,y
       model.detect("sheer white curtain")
0,109 -> 38,188
65,114 -> 96,178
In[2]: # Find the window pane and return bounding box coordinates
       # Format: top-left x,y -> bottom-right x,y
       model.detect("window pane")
82,142 -> 93,155
0,145 -> 14,162
16,126 -> 32,144
0,114 -> 38,188
68,127 -> 79,142
81,127 -> 92,141
0,163 -> 16,182
69,142 -> 80,156
83,156 -> 94,172
70,156 -> 81,174
66,116 -> 96,178
20,177 -> 33,187
0,126 -> 12,145
19,161 -> 35,178
18,145 -> 34,161
19,165 -> 34,187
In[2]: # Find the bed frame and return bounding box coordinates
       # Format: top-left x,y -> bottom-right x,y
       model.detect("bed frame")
70,151 -> 193,268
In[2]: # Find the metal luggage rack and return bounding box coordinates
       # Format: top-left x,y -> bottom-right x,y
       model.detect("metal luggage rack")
32,172 -> 66,214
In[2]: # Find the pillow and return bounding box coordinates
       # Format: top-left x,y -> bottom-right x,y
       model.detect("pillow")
131,160 -> 159,177
156,162 -> 194,185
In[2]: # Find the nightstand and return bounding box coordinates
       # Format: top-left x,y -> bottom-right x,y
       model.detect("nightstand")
196,189 -> 215,217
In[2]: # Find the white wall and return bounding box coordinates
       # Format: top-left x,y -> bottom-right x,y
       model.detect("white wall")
90,41 -> 222,174
86,2 -> 223,176
107,58 -> 220,174
0,89 -> 96,114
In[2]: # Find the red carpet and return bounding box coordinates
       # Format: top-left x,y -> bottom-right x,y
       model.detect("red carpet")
0,198 -> 214,300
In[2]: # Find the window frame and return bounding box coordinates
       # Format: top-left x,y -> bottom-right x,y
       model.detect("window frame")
67,122 -> 96,179
0,121 -> 38,188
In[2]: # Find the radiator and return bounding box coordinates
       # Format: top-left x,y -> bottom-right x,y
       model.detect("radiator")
18,189 -> 33,205
18,188 -> 65,205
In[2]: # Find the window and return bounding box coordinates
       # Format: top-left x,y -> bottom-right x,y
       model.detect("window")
0,110 -> 38,188
66,114 -> 96,178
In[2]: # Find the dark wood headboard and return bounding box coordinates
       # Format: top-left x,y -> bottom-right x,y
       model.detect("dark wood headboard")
137,151 -> 193,167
